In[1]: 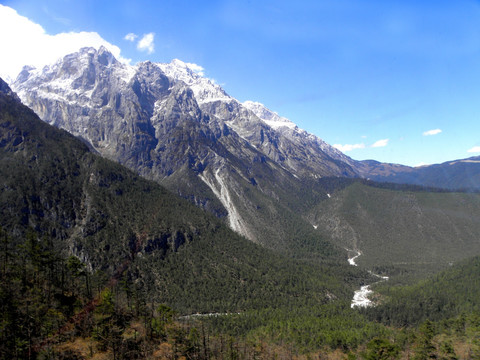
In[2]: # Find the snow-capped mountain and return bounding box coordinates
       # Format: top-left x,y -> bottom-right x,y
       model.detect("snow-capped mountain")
157,59 -> 232,105
12,46 -> 360,246
243,100 -> 296,130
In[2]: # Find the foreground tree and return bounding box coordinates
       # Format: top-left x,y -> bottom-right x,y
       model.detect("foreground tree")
362,337 -> 400,360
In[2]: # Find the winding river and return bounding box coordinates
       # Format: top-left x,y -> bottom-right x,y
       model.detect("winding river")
348,250 -> 389,308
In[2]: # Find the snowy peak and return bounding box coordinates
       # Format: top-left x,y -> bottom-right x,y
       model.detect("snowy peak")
14,47 -> 137,109
159,59 -> 201,83
156,59 -> 232,105
10,45 -> 363,243
242,100 -> 350,166
12,46 -> 357,180
243,101 -> 297,130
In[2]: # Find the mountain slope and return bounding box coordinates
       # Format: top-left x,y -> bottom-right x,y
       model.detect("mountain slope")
368,254 -> 480,326
11,47 -> 357,252
307,180 -> 480,281
1,77 -> 359,314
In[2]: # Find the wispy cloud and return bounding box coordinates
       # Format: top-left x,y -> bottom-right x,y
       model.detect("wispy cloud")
423,128 -> 442,136
334,138 -> 390,153
137,33 -> 155,54
467,146 -> 480,153
371,138 -> 389,148
124,33 -> 137,42
125,32 -> 156,55
333,143 -> 366,152
185,62 -> 205,76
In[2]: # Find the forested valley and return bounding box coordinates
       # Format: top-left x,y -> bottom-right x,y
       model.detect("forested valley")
2,226 -> 480,359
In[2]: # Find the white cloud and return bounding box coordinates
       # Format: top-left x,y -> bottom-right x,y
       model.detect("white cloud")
185,62 -> 205,76
333,143 -> 366,152
137,33 -> 155,54
0,5 -> 129,82
423,128 -> 442,136
124,33 -> 137,42
467,146 -> 480,153
334,138 -> 390,153
371,139 -> 389,148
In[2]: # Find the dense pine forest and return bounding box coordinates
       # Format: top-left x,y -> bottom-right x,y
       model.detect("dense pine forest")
2,226 -> 480,359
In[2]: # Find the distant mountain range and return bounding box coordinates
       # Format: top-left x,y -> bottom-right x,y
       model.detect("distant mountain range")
365,157 -> 480,191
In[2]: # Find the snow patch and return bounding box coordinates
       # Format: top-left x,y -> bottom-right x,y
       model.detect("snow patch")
117,64 -> 137,84
225,122 -> 252,143
449,160 -> 480,165
157,60 -> 231,104
261,119 -> 297,130
243,100 -> 297,130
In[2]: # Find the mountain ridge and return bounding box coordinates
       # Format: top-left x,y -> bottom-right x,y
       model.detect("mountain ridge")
365,156 -> 480,191
10,47 -> 480,194
10,46 -> 480,262
11,46 -> 357,249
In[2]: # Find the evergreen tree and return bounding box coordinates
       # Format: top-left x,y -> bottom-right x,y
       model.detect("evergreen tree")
362,337 -> 400,360
413,320 -> 437,360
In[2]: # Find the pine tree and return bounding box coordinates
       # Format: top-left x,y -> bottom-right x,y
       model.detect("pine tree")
413,320 -> 437,360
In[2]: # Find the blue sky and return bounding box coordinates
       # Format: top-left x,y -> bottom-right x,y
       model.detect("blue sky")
1,0 -> 480,166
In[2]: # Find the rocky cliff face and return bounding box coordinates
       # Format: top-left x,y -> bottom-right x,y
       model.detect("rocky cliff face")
12,47 -> 356,248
